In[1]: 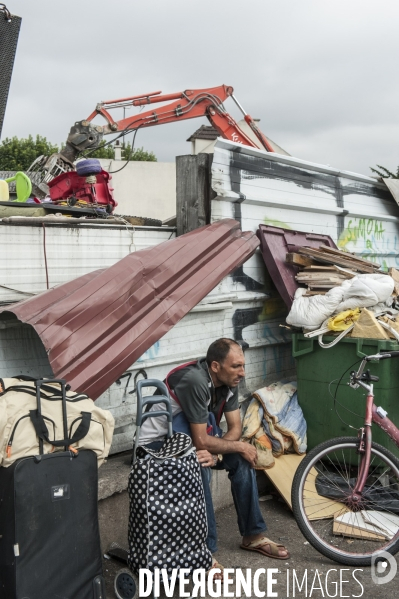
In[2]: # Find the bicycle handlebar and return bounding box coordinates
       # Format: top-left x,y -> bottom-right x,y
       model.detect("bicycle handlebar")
350,350 -> 399,389
379,350 -> 399,359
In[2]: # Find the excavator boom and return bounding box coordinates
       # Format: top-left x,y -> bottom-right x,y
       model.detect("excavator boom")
62,84 -> 274,162
29,84 -> 275,198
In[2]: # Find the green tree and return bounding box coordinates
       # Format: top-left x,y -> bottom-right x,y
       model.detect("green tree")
370,164 -> 399,178
87,141 -> 115,159
89,142 -> 157,162
0,135 -> 59,171
0,135 -> 157,170
122,145 -> 157,162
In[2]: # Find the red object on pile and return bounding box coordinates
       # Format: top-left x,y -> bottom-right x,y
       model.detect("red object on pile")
48,170 -> 117,212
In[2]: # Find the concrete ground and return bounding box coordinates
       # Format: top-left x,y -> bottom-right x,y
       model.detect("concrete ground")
101,484 -> 399,599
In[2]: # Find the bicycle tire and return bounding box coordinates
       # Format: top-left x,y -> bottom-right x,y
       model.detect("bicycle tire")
292,436 -> 399,566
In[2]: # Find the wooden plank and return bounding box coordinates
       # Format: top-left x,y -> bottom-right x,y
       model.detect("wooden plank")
317,245 -> 381,269
389,268 -> 399,295
285,253 -> 314,267
176,154 -> 213,236
298,247 -> 377,272
389,267 -> 399,283
263,453 -> 306,509
307,284 -> 342,289
264,455 -> 346,516
295,275 -> 345,285
333,521 -> 386,541
296,273 -> 345,278
303,265 -> 337,271
333,265 -> 357,278
302,467 -> 347,521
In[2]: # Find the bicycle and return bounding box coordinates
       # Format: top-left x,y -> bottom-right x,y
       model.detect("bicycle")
291,350 -> 399,566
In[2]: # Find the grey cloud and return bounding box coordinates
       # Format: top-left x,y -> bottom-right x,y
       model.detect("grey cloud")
2,0 -> 399,175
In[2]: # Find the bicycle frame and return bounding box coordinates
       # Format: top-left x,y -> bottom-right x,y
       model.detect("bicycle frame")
348,352 -> 399,507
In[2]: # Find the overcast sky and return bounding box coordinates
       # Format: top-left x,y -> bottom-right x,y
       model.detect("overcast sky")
3,0 -> 399,175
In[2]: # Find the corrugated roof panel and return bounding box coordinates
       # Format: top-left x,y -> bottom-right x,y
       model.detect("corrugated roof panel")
1,219 -> 259,399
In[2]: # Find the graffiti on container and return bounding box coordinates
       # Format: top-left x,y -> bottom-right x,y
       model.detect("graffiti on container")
261,344 -> 295,382
264,217 -> 291,229
137,341 -> 160,362
338,218 -> 390,270
233,297 -> 289,347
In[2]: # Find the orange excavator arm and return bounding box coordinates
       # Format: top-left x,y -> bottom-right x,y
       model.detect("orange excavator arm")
62,85 -> 274,162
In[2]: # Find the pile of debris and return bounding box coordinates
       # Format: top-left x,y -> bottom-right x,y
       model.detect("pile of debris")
287,245 -> 381,295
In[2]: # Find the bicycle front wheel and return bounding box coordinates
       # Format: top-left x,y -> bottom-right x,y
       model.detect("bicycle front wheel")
292,436 -> 399,566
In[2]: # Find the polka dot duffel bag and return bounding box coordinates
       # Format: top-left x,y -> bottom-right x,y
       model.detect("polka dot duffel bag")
127,432 -> 212,575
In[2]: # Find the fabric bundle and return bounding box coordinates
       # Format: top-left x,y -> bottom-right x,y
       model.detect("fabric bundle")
287,273 -> 394,331
242,381 -> 307,469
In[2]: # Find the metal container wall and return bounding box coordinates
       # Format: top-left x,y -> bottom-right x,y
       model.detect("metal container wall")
0,222 -> 175,303
2,142 -> 395,453
211,139 -> 398,269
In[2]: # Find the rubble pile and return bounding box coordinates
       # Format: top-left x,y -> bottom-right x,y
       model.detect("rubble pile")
287,245 -> 381,295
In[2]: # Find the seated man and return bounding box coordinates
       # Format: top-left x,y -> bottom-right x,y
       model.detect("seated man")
139,338 -> 290,570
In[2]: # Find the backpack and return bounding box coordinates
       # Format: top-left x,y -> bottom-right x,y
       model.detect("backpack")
0,377 -> 114,467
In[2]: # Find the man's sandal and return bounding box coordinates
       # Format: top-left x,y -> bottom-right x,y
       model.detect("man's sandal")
207,557 -> 225,581
240,536 -> 290,560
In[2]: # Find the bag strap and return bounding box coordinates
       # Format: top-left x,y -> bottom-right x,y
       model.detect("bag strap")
165,360 -> 226,427
216,399 -> 226,426
1,383 -> 88,402
12,375 -> 71,395
164,361 -> 198,403
29,410 -> 92,447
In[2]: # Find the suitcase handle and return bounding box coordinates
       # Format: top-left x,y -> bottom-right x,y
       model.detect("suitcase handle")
33,379 -> 90,453
29,410 -> 92,448
136,379 -> 173,432
133,379 -> 173,463
34,451 -> 79,463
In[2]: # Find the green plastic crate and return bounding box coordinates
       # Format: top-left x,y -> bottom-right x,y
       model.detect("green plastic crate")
292,333 -> 399,457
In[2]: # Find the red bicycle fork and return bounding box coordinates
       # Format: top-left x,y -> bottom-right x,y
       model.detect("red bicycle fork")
351,388 -> 399,501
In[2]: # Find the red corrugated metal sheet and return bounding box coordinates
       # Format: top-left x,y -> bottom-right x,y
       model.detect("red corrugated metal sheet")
1,219 -> 259,399
256,225 -> 337,308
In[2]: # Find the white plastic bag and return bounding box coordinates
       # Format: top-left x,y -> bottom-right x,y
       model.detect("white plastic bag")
286,274 -> 394,331
336,274 -> 394,312
286,286 -> 344,330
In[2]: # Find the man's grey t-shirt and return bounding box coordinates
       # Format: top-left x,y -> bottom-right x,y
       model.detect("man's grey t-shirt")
139,358 -> 239,444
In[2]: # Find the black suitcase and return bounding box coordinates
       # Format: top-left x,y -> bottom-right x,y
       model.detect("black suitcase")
0,379 -> 105,599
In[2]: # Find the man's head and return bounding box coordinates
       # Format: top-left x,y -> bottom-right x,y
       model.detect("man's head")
206,338 -> 245,388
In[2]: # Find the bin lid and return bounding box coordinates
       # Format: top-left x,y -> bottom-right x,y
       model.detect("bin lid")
257,225 -> 337,308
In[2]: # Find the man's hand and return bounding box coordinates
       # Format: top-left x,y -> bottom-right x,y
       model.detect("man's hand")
237,442 -> 258,468
196,449 -> 216,468
191,418 -> 258,468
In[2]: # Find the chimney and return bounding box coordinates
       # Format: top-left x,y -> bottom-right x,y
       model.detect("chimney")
114,140 -> 122,161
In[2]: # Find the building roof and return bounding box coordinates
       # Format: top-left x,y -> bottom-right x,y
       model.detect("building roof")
186,125 -> 219,142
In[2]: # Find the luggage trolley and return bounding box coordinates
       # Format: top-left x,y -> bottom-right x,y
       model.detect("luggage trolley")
113,379 -> 173,599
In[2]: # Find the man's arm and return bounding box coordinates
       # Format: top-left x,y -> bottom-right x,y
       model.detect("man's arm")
190,416 -> 257,467
222,409 -> 242,441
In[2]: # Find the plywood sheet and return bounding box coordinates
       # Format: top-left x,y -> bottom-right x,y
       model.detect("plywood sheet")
302,467 -> 347,521
263,453 -> 306,509
264,455 -> 347,517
